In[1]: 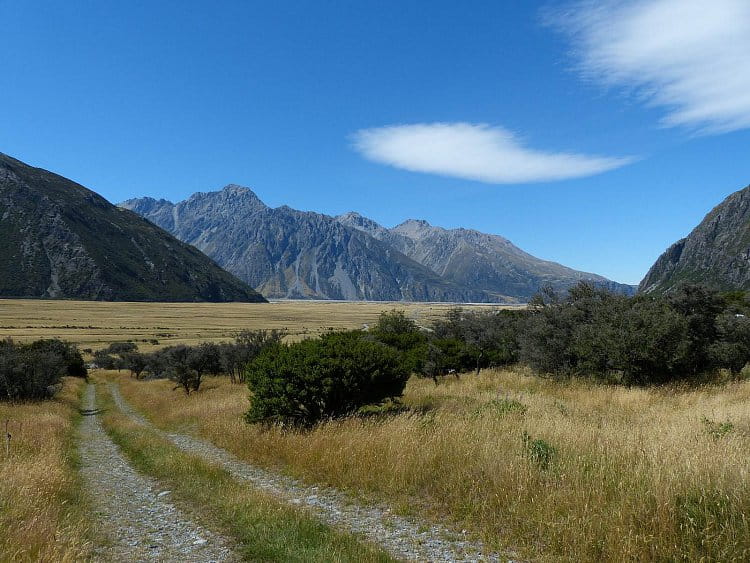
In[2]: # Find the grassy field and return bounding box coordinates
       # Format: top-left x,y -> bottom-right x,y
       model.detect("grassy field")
111,368 -> 750,562
0,377 -> 91,561
0,298 -> 512,352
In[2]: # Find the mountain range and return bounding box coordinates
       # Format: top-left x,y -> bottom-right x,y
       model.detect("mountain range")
0,153 -> 265,302
640,184 -> 750,294
122,185 -> 635,302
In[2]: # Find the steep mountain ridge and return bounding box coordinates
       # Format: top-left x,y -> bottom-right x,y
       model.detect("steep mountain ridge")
123,186 -> 633,302
640,184 -> 750,293
0,153 -> 265,302
337,212 -> 635,298
122,188 -> 502,302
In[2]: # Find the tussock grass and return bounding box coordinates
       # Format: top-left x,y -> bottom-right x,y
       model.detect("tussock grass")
95,380 -> 394,562
113,368 -> 750,562
0,299 -> 512,352
0,377 -> 91,561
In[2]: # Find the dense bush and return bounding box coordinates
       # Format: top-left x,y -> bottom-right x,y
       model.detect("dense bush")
245,330 -> 409,426
370,310 -> 427,374
0,338 -> 86,400
518,282 -> 750,384
221,330 -> 285,383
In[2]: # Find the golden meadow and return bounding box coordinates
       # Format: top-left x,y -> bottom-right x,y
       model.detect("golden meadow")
2,298 -> 749,561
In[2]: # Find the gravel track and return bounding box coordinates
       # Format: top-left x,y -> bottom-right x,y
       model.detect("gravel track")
78,384 -> 238,562
108,382 -> 514,562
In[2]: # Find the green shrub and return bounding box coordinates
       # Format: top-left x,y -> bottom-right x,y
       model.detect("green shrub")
701,416 -> 734,439
245,330 -> 409,426
522,431 -> 556,470
473,397 -> 527,418
371,310 -> 427,374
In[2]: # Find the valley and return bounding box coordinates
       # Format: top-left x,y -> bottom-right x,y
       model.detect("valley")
0,298 -> 514,351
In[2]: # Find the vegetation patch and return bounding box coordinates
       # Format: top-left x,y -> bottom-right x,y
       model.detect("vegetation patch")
701,416 -> 734,439
246,330 -> 409,427
0,377 -> 91,560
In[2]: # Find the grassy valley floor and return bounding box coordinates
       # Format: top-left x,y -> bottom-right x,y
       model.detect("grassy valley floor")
0,299 -> 513,352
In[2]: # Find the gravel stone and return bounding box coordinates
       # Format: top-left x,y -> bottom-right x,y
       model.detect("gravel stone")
79,384 -> 238,562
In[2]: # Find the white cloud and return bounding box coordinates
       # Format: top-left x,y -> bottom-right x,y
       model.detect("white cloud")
550,0 -> 750,134
351,122 -> 632,184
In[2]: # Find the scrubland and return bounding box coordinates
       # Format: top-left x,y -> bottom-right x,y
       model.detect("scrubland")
112,368 -> 750,562
0,377 -> 90,561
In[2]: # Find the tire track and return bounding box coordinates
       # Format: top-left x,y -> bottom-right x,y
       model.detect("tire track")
108,382 -> 515,562
78,384 -> 238,562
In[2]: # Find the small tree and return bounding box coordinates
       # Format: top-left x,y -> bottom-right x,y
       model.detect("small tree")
122,351 -> 148,379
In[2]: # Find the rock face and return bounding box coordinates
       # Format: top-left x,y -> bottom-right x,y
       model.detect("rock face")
123,186 -> 633,302
640,184 -> 750,294
338,212 -> 636,299
122,188 -> 502,302
0,153 -> 265,302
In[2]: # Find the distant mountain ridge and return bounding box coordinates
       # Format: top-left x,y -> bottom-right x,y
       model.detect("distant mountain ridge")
0,153 -> 265,302
337,212 -> 634,298
122,186 -> 634,302
122,188 -> 502,302
640,184 -> 750,294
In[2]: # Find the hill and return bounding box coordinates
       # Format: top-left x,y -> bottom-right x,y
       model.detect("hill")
640,184 -> 750,293
0,153 -> 265,302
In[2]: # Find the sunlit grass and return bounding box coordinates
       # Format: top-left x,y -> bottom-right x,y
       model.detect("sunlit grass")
0,377 -> 91,561
0,299 -> 512,352
112,367 -> 750,562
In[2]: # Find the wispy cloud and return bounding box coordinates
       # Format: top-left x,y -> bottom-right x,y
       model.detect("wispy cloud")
351,123 -> 632,184
549,0 -> 750,134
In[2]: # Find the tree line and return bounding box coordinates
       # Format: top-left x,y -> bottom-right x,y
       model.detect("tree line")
93,330 -> 285,393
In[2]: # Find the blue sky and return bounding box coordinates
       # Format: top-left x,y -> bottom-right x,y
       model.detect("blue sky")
2,0 -> 749,285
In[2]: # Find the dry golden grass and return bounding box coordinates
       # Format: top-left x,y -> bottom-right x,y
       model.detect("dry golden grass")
0,299 -> 513,352
0,377 -> 91,561
112,368 -> 750,562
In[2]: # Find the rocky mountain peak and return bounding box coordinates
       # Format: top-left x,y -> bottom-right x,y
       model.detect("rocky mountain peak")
392,219 -> 436,239
639,183 -> 750,293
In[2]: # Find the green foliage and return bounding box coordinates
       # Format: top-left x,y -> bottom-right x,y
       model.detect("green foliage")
370,310 -> 427,374
517,282 -> 750,384
522,431 -> 556,470
245,330 -> 409,426
163,345 -> 202,394
426,308 -> 523,378
122,351 -> 148,379
0,338 -> 86,400
701,416 -> 734,439
473,398 -> 527,418
106,341 -> 138,354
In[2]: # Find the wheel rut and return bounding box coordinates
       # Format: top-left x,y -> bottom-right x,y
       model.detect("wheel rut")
78,384 -> 238,562
108,382 -> 513,562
